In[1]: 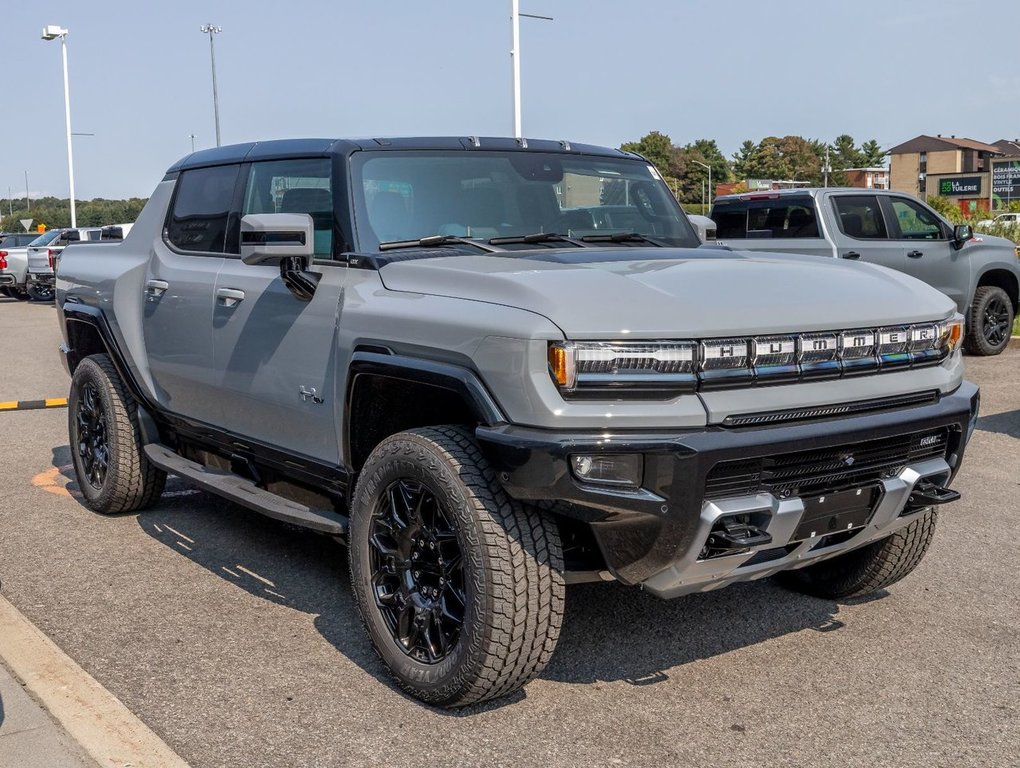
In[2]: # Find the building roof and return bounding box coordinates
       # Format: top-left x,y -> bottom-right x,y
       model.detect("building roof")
992,139 -> 1020,156
887,134 -> 1003,155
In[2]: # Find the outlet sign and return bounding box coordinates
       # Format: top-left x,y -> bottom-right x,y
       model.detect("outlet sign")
992,160 -> 1020,202
938,176 -> 982,196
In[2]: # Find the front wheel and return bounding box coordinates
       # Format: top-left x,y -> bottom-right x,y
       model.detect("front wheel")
777,509 -> 937,599
349,426 -> 565,707
965,285 -> 1014,356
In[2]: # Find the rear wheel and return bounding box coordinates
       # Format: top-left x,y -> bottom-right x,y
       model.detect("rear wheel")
349,426 -> 565,707
68,354 -> 166,514
778,509 -> 937,599
965,285 -> 1013,356
26,282 -> 54,302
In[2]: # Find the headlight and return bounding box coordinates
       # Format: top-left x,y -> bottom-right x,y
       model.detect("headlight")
548,315 -> 963,399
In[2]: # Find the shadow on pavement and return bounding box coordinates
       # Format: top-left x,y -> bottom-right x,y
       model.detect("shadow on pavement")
976,409 -> 1020,439
124,482 -> 846,711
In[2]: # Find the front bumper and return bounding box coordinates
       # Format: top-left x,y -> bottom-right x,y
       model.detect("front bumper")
477,381 -> 979,596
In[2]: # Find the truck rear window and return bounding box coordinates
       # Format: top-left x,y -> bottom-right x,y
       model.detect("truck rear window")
713,198 -> 819,239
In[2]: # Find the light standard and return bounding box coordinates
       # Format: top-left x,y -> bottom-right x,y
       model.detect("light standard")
691,159 -> 712,213
200,24 -> 222,147
41,25 -> 76,228
510,2 -> 552,138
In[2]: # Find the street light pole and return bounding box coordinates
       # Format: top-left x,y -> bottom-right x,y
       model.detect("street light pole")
41,25 -> 76,228
189,133 -> 197,153
692,160 -> 712,213
200,24 -> 222,147
510,3 -> 552,138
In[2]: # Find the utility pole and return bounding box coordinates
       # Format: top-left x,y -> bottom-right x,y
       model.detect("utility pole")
189,133 -> 197,153
823,145 -> 831,188
25,171 -> 30,212
200,24 -> 222,147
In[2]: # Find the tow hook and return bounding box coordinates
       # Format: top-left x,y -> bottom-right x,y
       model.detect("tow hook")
702,516 -> 773,559
904,480 -> 961,513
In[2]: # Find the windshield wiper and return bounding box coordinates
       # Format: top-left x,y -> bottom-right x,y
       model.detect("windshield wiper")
580,232 -> 668,247
487,232 -> 588,247
378,235 -> 503,253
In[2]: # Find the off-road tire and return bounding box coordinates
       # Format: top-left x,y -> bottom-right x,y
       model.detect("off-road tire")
964,285 -> 1013,356
68,354 -> 166,514
349,426 -> 565,707
26,282 -> 54,302
778,508 -> 937,599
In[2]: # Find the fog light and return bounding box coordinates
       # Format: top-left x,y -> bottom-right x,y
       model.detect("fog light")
569,454 -> 643,487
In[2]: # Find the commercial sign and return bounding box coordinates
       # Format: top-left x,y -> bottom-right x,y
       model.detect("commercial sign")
938,176 -> 982,196
991,160 -> 1020,205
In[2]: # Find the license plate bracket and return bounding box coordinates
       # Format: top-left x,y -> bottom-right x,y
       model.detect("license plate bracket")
794,485 -> 881,541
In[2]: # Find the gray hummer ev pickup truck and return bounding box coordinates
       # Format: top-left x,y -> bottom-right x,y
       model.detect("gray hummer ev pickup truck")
56,137 -> 979,706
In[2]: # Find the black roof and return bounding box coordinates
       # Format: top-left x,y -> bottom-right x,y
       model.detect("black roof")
166,137 -> 634,173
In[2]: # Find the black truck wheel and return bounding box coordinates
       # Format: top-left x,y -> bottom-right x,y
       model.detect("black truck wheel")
68,354 -> 166,514
778,508 -> 937,599
349,426 -> 564,707
26,282 -> 55,302
964,285 -> 1013,356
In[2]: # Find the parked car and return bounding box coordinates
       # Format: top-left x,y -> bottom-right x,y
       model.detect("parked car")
711,188 -> 1020,355
976,212 -> 1020,228
26,227 -> 102,301
0,232 -> 42,300
57,137 -> 976,707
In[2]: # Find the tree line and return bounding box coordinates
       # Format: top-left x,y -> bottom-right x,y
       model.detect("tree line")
621,131 -> 886,202
0,196 -> 147,232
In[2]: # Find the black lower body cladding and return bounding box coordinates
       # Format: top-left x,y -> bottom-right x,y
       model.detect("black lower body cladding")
476,381 -> 979,586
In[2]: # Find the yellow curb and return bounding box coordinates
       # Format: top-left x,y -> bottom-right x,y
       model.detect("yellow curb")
0,595 -> 190,768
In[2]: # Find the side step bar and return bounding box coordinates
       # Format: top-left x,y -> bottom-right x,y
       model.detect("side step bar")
143,444 -> 348,536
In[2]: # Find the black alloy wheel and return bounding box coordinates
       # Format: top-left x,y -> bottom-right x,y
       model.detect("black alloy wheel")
369,478 -> 465,664
982,295 -> 1011,347
75,381 -> 109,490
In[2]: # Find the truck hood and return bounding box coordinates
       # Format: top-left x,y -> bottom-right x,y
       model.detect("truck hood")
376,248 -> 957,338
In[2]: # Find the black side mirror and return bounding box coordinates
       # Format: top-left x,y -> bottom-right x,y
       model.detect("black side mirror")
953,224 -> 973,248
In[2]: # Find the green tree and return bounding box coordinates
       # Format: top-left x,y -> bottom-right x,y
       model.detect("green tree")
742,136 -> 824,183
620,131 -> 677,176
674,139 -> 731,203
731,140 -> 757,179
860,139 -> 885,167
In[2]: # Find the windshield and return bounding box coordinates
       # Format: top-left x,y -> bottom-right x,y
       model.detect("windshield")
28,230 -> 62,247
351,150 -> 700,251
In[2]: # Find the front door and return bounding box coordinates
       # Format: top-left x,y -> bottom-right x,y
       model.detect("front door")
209,157 -> 343,465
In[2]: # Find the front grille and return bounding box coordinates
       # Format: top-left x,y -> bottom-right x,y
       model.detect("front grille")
704,427 -> 950,500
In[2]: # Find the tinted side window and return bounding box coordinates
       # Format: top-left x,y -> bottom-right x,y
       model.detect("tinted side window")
242,158 -> 334,258
167,164 -> 241,253
889,198 -> 945,240
832,195 -> 887,239
712,197 -> 818,239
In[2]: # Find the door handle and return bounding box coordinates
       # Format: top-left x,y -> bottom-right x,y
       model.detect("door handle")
907,250 -> 924,258
145,279 -> 169,298
216,287 -> 245,307
842,251 -> 861,260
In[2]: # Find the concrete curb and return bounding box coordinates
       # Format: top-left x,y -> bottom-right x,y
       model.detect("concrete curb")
1009,336 -> 1020,349
0,595 -> 189,768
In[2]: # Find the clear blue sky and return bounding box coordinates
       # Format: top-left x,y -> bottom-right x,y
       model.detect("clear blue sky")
4,0 -> 1019,201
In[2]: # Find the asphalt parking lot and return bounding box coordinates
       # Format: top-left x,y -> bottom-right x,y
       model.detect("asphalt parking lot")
0,295 -> 1017,768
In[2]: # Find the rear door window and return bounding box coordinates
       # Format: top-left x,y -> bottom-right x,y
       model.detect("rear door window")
713,197 -> 818,239
831,195 -> 888,239
166,164 -> 241,254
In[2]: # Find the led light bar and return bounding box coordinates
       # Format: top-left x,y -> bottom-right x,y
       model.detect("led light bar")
548,316 -> 963,398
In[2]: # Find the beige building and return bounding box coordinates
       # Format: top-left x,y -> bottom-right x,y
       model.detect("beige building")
888,135 -> 1002,199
